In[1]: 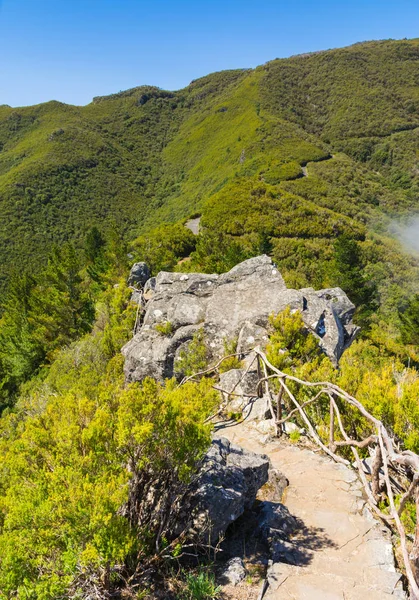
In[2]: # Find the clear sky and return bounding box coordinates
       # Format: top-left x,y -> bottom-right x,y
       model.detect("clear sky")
0,0 -> 418,107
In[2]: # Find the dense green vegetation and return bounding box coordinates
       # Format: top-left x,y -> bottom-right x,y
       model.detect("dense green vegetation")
0,296 -> 217,597
267,308 -> 419,453
0,228 -> 131,411
1,38 -> 419,294
2,37 -> 419,598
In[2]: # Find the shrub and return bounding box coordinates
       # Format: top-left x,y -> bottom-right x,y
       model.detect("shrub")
289,430 -> 301,443
175,330 -> 209,378
266,307 -> 321,371
218,337 -> 243,373
182,570 -> 221,600
131,223 -> 196,274
155,321 -> 174,336
0,331 -> 218,597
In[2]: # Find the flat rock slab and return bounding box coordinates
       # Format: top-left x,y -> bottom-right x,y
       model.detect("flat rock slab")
218,422 -> 406,600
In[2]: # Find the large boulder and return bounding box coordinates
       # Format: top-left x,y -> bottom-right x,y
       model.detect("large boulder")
122,256 -> 359,382
183,437 -> 270,544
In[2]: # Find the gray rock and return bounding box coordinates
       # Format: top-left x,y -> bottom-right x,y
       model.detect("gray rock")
220,557 -> 247,586
123,256 -> 358,383
254,418 -> 277,436
269,538 -> 300,564
267,468 -> 288,502
237,321 -> 269,355
283,422 -> 303,435
128,262 -> 151,287
257,501 -> 298,542
185,217 -> 201,235
130,289 -> 143,304
219,368 -> 259,412
143,276 -> 156,298
124,324 -> 201,382
185,437 -> 270,544
243,397 -> 272,422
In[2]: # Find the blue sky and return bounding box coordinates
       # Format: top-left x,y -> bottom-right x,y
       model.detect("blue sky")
0,0 -> 418,107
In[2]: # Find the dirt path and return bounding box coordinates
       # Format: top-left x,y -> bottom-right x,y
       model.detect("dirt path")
185,217 -> 201,234
301,154 -> 335,178
218,422 -> 406,600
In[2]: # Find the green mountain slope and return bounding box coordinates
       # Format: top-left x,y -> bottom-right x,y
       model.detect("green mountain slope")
3,38 -> 419,599
1,38 -> 419,293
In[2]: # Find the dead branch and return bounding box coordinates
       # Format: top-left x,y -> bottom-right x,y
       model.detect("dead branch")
277,390 -> 326,425
398,475 -> 419,517
182,343 -> 419,592
179,352 -> 249,386
371,446 -> 384,503
278,378 -> 349,464
379,429 -> 419,599
260,355 -> 278,435
333,435 -> 377,449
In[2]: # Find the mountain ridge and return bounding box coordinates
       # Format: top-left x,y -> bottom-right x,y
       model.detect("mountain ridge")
0,37 -> 419,301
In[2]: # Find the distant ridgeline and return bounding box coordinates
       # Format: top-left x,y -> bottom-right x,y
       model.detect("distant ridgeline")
1,39 -> 419,358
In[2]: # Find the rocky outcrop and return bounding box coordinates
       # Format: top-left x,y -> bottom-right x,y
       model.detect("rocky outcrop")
184,437 -> 270,544
128,262 -> 151,287
122,256 -> 359,383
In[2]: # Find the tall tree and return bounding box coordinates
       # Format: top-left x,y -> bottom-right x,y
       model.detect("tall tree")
31,244 -> 95,358
330,234 -> 376,327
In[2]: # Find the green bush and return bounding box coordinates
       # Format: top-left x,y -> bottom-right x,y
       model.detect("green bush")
182,570 -> 221,600
266,307 -> 322,371
175,329 -> 209,378
155,321 -> 174,336
0,362 -> 217,598
289,430 -> 301,443
218,337 -> 243,373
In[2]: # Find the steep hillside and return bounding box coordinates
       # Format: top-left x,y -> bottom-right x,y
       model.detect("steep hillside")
3,39 -> 419,599
0,38 -> 419,296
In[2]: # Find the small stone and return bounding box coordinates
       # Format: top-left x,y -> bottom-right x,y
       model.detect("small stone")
220,557 -> 246,586
255,418 -> 277,436
128,262 -> 151,287
283,422 -> 301,435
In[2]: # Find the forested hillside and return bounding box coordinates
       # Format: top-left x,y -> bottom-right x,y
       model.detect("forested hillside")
0,39 -> 418,291
2,38 -> 419,599
2,37 -> 419,411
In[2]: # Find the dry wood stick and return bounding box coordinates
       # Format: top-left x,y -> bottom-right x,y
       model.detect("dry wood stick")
329,396 -> 394,521
261,357 -> 278,435
277,390 -> 326,425
329,395 -> 335,450
378,429 -> 419,599
371,445 -> 384,503
278,379 -> 349,464
179,352 -> 249,386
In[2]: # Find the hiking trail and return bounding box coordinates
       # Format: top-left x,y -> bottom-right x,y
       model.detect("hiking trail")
219,421 -> 406,600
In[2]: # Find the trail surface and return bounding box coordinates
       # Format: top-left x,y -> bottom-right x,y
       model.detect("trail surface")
184,217 -> 201,234
219,422 -> 406,600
